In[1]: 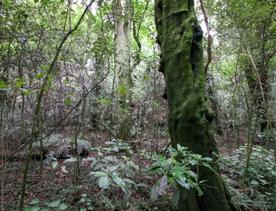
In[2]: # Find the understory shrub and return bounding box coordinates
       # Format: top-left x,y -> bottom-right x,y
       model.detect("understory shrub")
220,145 -> 276,210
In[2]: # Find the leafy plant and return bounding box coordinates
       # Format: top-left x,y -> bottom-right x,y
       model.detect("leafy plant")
149,145 -> 213,202
97,96 -> 112,106
77,194 -> 94,211
0,80 -> 8,89
95,139 -> 134,155
25,198 -> 68,211
220,145 -> 276,210
89,140 -> 139,209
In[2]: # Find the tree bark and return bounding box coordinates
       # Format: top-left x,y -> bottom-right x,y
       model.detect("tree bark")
154,0 -> 237,210
113,0 -> 133,140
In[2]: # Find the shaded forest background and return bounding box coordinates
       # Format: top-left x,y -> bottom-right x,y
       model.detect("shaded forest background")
0,0 -> 275,210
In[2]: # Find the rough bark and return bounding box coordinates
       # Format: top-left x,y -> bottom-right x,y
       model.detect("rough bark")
154,0 -> 237,210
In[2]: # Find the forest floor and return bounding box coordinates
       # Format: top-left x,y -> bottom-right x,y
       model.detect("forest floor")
1,129 -> 243,211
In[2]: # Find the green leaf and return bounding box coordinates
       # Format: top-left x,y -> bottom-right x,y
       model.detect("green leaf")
194,185 -> 204,197
189,160 -> 198,165
108,165 -> 120,172
187,170 -> 198,179
117,84 -> 128,96
202,157 -> 213,162
64,97 -> 71,106
112,174 -> 126,188
98,176 -> 111,189
30,198 -> 40,205
0,80 -> 8,89
22,89 -> 31,96
149,165 -> 162,173
123,178 -> 136,185
90,171 -> 107,177
97,96 -> 112,106
143,74 -> 150,81
51,161 -> 58,169
3,0 -> 11,7
61,166 -> 68,173
59,203 -> 69,210
251,180 -> 259,185
127,160 -> 139,170
23,207 -> 40,211
80,197 -> 86,203
15,79 -> 26,88
175,177 -> 190,189
46,199 -> 61,208
81,193 -> 87,198
35,72 -> 45,79
64,157 -> 77,163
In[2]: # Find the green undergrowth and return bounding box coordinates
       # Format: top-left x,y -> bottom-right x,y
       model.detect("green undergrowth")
24,142 -> 275,211
220,145 -> 276,211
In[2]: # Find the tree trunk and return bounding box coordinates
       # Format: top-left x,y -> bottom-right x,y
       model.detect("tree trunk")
154,0 -> 237,210
113,0 -> 133,140
244,62 -> 268,134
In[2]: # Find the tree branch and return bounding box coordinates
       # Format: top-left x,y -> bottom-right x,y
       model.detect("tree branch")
199,0 -> 212,74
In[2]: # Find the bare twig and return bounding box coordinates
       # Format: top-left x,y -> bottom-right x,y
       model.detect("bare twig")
9,70 -> 109,161
18,1 -> 95,209
199,0 -> 212,74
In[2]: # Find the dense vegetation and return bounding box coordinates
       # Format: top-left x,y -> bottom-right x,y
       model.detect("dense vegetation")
0,0 -> 275,210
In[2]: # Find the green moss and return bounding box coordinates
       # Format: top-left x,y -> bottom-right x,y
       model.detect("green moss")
154,0 -> 239,210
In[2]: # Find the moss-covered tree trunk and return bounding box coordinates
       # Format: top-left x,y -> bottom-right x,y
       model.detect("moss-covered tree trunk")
154,0 -> 237,210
